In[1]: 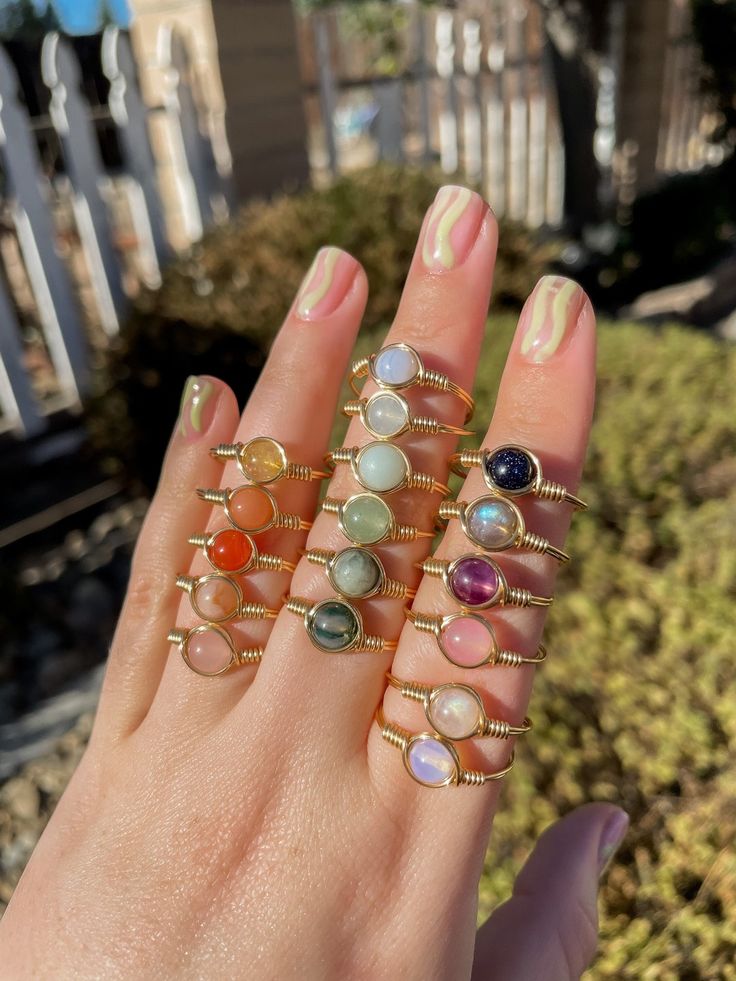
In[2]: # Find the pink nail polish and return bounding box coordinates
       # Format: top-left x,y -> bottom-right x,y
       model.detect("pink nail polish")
295,247 -> 358,321
597,809 -> 629,876
519,275 -> 588,364
421,185 -> 486,272
178,376 -> 218,442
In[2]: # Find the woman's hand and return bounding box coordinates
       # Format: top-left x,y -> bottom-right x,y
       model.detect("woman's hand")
0,186 -> 625,980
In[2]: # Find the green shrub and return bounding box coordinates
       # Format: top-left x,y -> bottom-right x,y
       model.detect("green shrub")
90,165 -> 554,493
471,319 -> 736,979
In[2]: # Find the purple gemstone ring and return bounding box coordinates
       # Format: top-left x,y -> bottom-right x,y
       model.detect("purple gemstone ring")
417,552 -> 553,610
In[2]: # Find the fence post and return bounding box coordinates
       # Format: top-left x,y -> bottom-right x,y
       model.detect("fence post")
102,26 -> 169,285
42,32 -> 127,335
373,80 -> 404,163
0,267 -> 43,435
314,12 -> 339,177
435,11 -> 458,174
0,43 -> 89,409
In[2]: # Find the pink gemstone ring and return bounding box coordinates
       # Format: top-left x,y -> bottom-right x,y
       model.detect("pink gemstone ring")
175,572 -> 279,624
417,553 -> 553,611
406,609 -> 547,669
167,623 -> 263,677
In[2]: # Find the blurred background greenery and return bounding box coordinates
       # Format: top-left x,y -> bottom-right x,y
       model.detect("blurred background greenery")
1,1 -> 736,976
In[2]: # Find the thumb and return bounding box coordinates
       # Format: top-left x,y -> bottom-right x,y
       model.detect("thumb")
471,803 -> 628,981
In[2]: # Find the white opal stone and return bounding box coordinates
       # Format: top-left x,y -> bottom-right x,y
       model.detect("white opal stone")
428,687 -> 483,740
406,737 -> 456,786
374,345 -> 420,386
357,443 -> 407,493
365,392 -> 408,438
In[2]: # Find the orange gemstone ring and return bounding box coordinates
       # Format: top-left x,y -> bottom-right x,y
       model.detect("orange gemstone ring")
211,436 -> 329,484
175,572 -> 279,623
197,485 -> 312,535
188,527 -> 296,576
167,623 -> 262,677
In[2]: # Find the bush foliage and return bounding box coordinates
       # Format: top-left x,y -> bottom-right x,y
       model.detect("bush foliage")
91,166 -> 553,492
470,318 -> 736,979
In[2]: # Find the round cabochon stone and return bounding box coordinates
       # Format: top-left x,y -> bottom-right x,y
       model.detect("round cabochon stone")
331,548 -> 381,598
406,737 -> 456,786
374,345 -> 420,386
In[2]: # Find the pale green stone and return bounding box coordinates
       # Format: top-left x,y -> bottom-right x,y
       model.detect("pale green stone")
331,548 -> 381,598
342,495 -> 391,545
356,443 -> 407,493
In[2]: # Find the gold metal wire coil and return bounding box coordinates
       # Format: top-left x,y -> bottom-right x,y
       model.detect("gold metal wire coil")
520,532 -> 570,562
438,500 -> 461,520
167,628 -> 187,645
393,678 -> 428,702
497,645 -> 547,666
286,462 -> 317,481
286,596 -> 311,618
457,768 -> 489,787
342,399 -> 362,418
420,366 -> 450,391
406,610 -> 440,636
233,648 -> 264,665
506,586 -> 553,608
175,574 -> 194,590
321,498 -> 340,515
188,534 -> 208,547
394,523 -> 421,542
197,487 -> 227,504
276,512 -> 308,531
536,478 -> 581,506
362,634 -> 391,653
304,548 -> 331,567
327,447 -> 352,465
420,557 -> 445,577
482,719 -> 513,739
211,443 -> 239,459
384,577 -> 413,600
457,449 -> 484,468
352,356 -> 370,377
407,471 -> 448,494
376,711 -> 409,752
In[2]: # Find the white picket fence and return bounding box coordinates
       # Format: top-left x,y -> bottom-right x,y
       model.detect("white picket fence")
0,26 -> 227,438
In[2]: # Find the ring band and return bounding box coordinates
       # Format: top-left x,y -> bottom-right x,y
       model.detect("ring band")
342,391 -> 474,440
418,553 -> 553,610
303,546 -> 415,600
286,595 -> 398,654
168,623 -> 263,676
197,485 -> 312,534
326,443 -> 450,496
175,573 -> 279,623
438,495 -> 569,562
386,673 -> 532,741
406,608 -> 547,669
189,528 -> 296,576
375,706 -> 514,787
349,342 -> 475,422
449,444 -> 587,510
322,493 -> 434,546
211,436 -> 329,484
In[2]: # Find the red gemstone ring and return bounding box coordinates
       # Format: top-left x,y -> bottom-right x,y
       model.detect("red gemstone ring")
188,527 -> 296,576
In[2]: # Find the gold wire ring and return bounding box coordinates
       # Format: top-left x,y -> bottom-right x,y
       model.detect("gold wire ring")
349,342 -> 475,423
375,706 -> 515,788
210,436 -> 329,485
405,608 -> 547,669
303,546 -> 416,601
437,494 -> 569,562
175,573 -> 279,624
342,390 -> 474,440
449,443 -> 587,510
285,595 -> 398,654
188,527 -> 296,576
196,485 -> 312,535
386,673 -> 532,741
167,623 -> 263,677
418,553 -> 553,610
325,442 -> 450,496
322,493 -> 434,547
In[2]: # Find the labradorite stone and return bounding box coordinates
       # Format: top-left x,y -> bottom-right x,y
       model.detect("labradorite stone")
466,497 -> 518,550
331,548 -> 381,598
486,448 -> 534,491
310,600 -> 360,651
342,494 -> 391,545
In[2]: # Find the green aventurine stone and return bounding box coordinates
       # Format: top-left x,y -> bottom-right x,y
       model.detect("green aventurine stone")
331,548 -> 381,598
342,494 -> 391,545
310,600 -> 360,651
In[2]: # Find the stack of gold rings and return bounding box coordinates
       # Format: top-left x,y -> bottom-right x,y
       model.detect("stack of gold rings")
169,436 -> 316,677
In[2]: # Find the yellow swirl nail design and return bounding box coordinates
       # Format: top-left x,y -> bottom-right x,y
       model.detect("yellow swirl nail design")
297,248 -> 340,317
422,186 -> 475,270
520,276 -> 584,363
179,376 -> 214,438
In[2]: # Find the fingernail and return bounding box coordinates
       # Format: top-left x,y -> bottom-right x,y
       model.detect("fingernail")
295,247 -> 358,321
178,376 -> 218,441
519,275 -> 588,363
421,185 -> 486,272
597,809 -> 629,876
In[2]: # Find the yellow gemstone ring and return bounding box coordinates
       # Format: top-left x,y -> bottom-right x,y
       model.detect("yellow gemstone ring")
211,436 -> 329,484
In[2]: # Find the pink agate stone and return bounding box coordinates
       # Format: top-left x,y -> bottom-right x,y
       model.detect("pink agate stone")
186,628 -> 233,675
440,615 -> 494,668
193,576 -> 239,621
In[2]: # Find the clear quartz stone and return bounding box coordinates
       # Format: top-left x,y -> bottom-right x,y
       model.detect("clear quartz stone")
374,346 -> 420,386
365,393 -> 407,437
428,687 -> 483,739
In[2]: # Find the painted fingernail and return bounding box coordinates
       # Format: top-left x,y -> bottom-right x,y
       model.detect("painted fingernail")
519,275 -> 588,363
421,185 -> 486,272
295,247 -> 359,321
178,376 -> 217,441
597,809 -> 629,876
